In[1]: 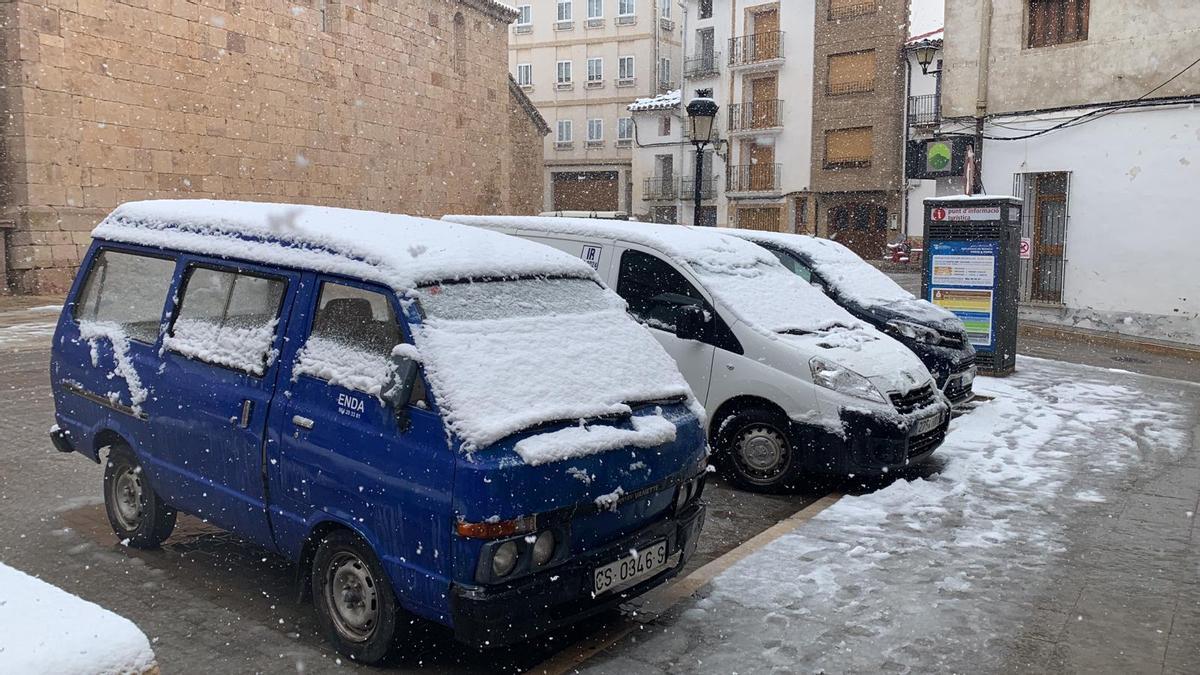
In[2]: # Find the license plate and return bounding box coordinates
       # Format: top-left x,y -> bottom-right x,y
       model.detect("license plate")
593,540 -> 671,596
913,410 -> 943,435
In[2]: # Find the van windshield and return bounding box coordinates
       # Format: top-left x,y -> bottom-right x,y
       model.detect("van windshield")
412,276 -> 694,452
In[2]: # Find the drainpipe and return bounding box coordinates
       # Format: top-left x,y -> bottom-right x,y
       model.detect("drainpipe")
972,0 -> 992,194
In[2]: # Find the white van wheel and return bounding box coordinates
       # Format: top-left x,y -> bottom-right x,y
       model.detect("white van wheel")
719,410 -> 800,492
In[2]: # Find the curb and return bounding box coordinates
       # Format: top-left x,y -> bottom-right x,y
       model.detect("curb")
1019,322 -> 1200,361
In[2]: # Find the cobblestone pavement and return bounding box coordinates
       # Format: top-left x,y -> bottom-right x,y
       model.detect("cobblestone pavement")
0,300 -> 812,674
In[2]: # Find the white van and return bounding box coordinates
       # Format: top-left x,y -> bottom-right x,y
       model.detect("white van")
444,216 -> 951,492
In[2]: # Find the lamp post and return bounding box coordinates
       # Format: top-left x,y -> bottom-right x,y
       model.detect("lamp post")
685,97 -> 719,227
913,43 -> 941,75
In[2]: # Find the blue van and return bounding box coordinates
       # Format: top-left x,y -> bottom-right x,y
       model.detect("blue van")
49,200 -> 708,662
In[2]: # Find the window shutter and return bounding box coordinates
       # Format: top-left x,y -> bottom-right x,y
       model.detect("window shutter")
827,50 -> 875,94
825,127 -> 873,166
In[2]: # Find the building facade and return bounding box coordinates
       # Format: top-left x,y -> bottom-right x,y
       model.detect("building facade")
0,0 -> 546,294
940,0 -> 1200,345
901,0 -> 946,242
510,0 -> 682,213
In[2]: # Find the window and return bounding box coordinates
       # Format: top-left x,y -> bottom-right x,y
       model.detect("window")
616,250 -> 706,333
517,4 -> 532,25
557,119 -> 573,142
659,57 -> 672,85
517,63 -> 532,86
699,0 -> 712,19
293,282 -> 410,397
619,0 -> 635,15
588,0 -> 603,19
452,12 -> 467,76
1028,0 -> 1089,48
617,117 -> 634,140
828,0 -> 876,20
824,126 -> 873,167
556,60 -> 573,83
827,50 -> 875,95
587,57 -> 603,82
588,118 -> 603,141
557,0 -> 572,20
659,115 -> 671,136
75,250 -> 176,344
619,56 -> 635,80
659,0 -> 671,18
166,266 -> 286,375
767,247 -> 813,282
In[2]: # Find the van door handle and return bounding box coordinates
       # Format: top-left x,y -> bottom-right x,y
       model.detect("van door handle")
238,400 -> 253,428
292,415 -> 314,430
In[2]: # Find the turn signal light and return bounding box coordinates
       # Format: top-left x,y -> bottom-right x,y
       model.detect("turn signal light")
455,515 -> 536,539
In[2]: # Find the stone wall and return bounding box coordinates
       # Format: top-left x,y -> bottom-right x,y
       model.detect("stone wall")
0,0 -> 540,293
506,76 -> 549,217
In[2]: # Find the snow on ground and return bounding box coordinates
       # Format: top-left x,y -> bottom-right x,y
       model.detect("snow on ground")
0,562 -> 156,674
0,321 -> 57,349
586,356 -> 1196,674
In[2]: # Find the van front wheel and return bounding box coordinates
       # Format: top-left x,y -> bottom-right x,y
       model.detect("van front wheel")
718,410 -> 801,492
312,530 -> 401,665
102,446 -> 176,548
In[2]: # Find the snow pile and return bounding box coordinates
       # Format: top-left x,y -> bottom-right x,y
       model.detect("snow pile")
164,317 -> 277,376
77,321 -> 149,414
628,89 -> 681,112
413,277 -> 696,454
0,563 -> 156,674
293,336 -> 392,396
592,357 -> 1196,673
514,414 -> 677,466
94,200 -> 596,292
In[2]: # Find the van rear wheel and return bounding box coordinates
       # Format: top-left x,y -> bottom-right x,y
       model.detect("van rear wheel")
103,445 -> 176,548
312,530 -> 402,665
718,409 -> 802,493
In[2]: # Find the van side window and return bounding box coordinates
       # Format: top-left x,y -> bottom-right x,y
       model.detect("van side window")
75,249 -> 176,344
768,247 -> 814,283
616,250 -> 707,333
294,282 -> 425,403
165,266 -> 286,376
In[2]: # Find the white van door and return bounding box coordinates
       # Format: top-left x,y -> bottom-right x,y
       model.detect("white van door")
612,247 -> 717,404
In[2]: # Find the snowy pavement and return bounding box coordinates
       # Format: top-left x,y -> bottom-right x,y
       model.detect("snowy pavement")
582,356 -> 1200,674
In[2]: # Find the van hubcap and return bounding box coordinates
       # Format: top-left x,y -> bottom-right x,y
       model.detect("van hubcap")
112,467 -> 145,530
734,425 -> 788,482
326,552 -> 379,643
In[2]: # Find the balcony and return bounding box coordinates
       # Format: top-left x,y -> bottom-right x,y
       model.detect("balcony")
728,31 -> 784,69
727,164 -> 781,193
908,93 -> 940,127
728,99 -> 783,133
616,14 -> 636,26
643,177 -> 678,201
679,176 -> 718,200
685,52 -> 721,78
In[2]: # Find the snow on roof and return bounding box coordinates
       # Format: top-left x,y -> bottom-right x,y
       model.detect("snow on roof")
907,0 -> 944,41
93,200 -> 596,292
628,89 -> 681,112
0,562 -> 157,673
441,215 -> 866,335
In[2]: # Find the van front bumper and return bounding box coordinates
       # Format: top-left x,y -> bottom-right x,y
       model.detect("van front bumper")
794,404 -> 951,476
448,501 -> 705,648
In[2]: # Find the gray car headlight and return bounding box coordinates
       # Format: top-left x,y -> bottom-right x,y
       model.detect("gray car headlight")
886,320 -> 943,345
809,356 -> 888,404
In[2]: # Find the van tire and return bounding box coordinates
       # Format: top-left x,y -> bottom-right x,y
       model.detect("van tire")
715,409 -> 803,493
311,530 -> 402,665
102,445 -> 177,548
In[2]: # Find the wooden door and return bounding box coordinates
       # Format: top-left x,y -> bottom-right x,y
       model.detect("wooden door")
748,143 -> 775,191
738,207 -> 782,232
750,76 -> 778,128
752,9 -> 780,60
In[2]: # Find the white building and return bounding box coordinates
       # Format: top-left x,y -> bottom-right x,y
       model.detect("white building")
509,0 -> 683,213
901,0 -> 946,241
941,0 -> 1200,345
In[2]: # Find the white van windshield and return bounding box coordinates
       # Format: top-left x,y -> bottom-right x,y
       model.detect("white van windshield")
413,277 -> 693,451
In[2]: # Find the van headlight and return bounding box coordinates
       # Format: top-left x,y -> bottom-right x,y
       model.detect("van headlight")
531,531 -> 556,567
809,356 -> 887,404
491,541 -> 519,577
886,320 -> 942,345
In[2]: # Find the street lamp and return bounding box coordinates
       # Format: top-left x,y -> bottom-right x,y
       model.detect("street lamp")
686,96 -> 719,227
913,43 -> 941,75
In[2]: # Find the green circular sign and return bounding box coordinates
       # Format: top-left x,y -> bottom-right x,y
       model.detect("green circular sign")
927,142 -> 952,171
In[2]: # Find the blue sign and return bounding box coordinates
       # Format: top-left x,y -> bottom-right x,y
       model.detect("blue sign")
926,240 -> 999,350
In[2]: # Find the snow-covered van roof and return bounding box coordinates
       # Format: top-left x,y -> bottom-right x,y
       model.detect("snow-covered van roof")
93,200 -> 597,292
442,215 -> 867,335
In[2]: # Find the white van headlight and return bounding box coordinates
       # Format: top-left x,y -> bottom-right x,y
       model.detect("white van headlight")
809,356 -> 887,404
886,320 -> 942,345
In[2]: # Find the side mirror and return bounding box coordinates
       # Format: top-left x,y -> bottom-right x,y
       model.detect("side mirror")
675,305 -> 710,342
381,354 -> 420,432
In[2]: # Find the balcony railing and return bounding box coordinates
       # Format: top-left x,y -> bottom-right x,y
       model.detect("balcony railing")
728,99 -> 782,132
685,52 -> 721,78
908,93 -> 940,126
643,177 -> 678,200
727,164 -> 781,193
679,176 -> 718,200
729,31 -> 784,67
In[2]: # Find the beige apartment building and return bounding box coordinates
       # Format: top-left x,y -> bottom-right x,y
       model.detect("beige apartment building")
0,0 -> 548,294
510,0 -> 682,212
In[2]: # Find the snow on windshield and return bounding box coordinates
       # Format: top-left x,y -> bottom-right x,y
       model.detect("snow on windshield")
413,277 -> 696,452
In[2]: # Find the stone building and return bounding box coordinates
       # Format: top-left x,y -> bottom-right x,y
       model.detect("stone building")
0,0 -> 548,293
